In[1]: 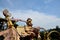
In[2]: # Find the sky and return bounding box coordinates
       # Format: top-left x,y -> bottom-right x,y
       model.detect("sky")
0,0 -> 60,29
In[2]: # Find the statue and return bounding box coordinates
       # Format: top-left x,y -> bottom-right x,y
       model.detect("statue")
20,18 -> 41,40
3,9 -> 11,17
0,9 -> 41,40
0,9 -> 20,40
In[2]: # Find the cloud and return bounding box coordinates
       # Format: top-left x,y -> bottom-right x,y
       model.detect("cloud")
0,10 -> 4,18
0,9 -> 60,29
10,10 -> 60,29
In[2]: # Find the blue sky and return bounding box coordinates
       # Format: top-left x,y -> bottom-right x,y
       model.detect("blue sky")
0,0 -> 60,29
0,0 -> 60,17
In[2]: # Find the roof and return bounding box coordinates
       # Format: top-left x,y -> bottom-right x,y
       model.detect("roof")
0,18 -> 7,22
0,18 -> 16,23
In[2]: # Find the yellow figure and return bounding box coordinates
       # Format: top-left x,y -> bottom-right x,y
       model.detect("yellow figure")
3,9 -> 13,28
2,9 -> 20,40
